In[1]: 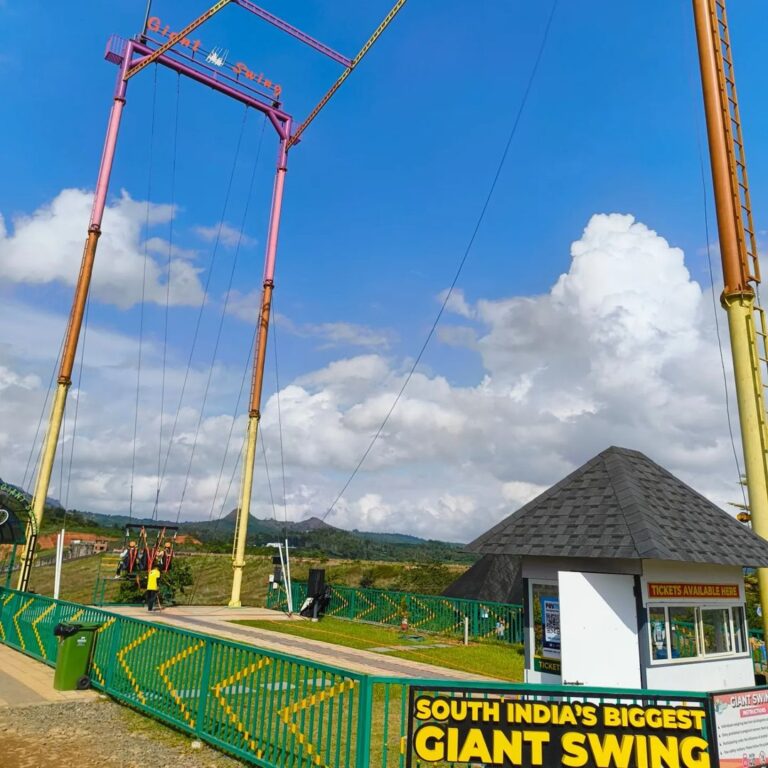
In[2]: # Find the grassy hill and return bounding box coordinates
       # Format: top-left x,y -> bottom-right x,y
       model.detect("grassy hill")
25,552 -> 470,606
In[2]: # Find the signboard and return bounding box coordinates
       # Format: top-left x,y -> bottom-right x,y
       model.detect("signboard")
540,598 -> 560,658
710,689 -> 768,768
407,686 -> 710,768
648,583 -> 740,600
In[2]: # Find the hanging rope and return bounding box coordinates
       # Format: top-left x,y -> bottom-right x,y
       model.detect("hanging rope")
321,0 -> 560,521
129,64 -> 159,522
62,295 -> 90,516
173,110 -> 268,522
271,304 -> 288,531
155,73 -> 182,519
23,334 -> 65,492
155,106 -> 250,511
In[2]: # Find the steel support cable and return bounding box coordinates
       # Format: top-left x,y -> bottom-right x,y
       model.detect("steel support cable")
203,327 -> 256,529
321,0 -> 560,522
62,295 -> 91,515
271,306 -> 288,528
185,348 -> 253,605
23,335 -> 65,492
155,106 -> 250,509
174,112 -> 268,522
156,73 -> 182,514
129,64 -> 159,521
288,0 -> 409,148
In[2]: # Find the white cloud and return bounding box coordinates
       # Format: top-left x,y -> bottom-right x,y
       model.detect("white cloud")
194,222 -> 254,248
0,189 -> 204,309
0,212 -> 746,542
439,287 -> 475,318
226,292 -> 393,349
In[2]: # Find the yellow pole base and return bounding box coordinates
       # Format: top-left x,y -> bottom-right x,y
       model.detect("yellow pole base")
228,415 -> 259,608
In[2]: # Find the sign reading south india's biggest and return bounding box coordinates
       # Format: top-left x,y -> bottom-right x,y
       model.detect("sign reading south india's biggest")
407,688 -> 710,768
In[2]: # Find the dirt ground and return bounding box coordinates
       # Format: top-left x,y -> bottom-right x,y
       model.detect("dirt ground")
0,698 -> 244,768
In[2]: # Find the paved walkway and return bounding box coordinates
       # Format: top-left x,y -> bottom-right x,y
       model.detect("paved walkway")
107,605 -> 494,681
0,644 -> 98,707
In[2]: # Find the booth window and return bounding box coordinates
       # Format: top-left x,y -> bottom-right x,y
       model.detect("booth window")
648,604 -> 747,662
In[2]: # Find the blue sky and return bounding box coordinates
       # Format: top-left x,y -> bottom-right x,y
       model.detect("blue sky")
1,1 -> 767,538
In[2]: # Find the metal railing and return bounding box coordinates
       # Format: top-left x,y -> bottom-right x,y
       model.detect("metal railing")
0,587 -> 365,767
266,581 -> 525,643
0,587 -> 753,768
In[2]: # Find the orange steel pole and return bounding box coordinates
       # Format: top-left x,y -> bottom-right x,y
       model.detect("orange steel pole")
693,0 -> 768,640
229,136 -> 289,607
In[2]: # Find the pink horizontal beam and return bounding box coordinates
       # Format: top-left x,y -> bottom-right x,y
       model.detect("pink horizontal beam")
107,37 -> 291,140
234,0 -> 352,67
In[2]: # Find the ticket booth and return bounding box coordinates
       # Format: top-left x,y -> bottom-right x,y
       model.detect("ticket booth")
468,446 -> 768,692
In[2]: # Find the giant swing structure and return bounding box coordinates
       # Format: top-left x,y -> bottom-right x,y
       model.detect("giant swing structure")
16,0 -> 408,607
13,0 -> 768,637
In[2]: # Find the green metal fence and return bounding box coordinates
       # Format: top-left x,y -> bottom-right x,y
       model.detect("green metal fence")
0,587 -> 366,767
266,582 -> 525,644
0,587 -> 740,768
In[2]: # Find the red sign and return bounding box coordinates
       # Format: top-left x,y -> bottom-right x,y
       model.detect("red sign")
648,582 -> 739,600
146,17 -> 282,99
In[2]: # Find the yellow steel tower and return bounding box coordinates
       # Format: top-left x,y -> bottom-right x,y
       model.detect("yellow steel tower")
693,0 -> 768,639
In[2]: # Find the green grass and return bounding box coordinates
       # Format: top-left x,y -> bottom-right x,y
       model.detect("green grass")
21,552 -> 467,607
234,617 -> 524,682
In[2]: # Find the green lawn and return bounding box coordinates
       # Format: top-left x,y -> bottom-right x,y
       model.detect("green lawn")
234,617 -> 524,681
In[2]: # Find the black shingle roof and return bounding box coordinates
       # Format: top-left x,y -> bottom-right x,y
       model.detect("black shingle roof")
468,446 -> 768,567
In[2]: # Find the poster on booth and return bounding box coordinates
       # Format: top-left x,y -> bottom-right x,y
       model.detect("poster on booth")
407,687 -> 711,768
709,689 -> 768,768
531,582 -> 561,675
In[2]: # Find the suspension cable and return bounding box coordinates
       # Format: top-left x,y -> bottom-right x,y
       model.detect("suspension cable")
63,295 -> 91,516
321,0 -> 559,521
155,106 -> 250,509
271,305 -> 288,530
174,111 -> 267,522
156,73 -> 182,517
129,64 -> 159,522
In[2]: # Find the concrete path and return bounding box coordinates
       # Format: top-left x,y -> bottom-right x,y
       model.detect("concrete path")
0,644 -> 98,707
107,605 -> 495,681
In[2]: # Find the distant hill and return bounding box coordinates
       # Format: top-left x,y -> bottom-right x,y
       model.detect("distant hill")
0,477 -> 63,510
2,473 -> 473,562
74,507 -> 473,563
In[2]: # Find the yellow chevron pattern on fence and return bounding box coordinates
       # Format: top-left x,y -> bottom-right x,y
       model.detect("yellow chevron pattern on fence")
356,591 -> 377,621
379,592 -> 401,625
157,639 -> 205,727
0,592 -> 14,641
90,617 -> 117,686
211,657 -> 272,758
31,603 -> 56,656
116,626 -> 157,704
326,588 -> 348,618
278,678 -> 358,768
12,597 -> 35,650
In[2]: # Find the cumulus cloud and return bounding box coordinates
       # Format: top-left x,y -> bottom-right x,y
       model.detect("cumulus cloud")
0,189 -> 205,308
0,212 -> 744,542
226,291 -> 393,349
194,222 -> 254,248
254,213 -> 740,538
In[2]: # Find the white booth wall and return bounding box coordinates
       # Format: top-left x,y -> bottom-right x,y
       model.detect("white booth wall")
521,557 -> 755,692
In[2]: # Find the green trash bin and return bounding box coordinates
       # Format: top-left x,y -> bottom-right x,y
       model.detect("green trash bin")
53,622 -> 101,691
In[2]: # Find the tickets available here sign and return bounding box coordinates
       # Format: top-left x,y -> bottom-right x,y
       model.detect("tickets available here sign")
407,688 -> 711,768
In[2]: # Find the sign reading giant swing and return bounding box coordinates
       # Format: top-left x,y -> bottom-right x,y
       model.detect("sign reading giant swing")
407,687 -> 711,768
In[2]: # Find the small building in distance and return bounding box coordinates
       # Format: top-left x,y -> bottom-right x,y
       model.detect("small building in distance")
467,446 -> 768,692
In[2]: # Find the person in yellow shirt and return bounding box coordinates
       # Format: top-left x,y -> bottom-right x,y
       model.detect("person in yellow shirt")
146,564 -> 161,612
